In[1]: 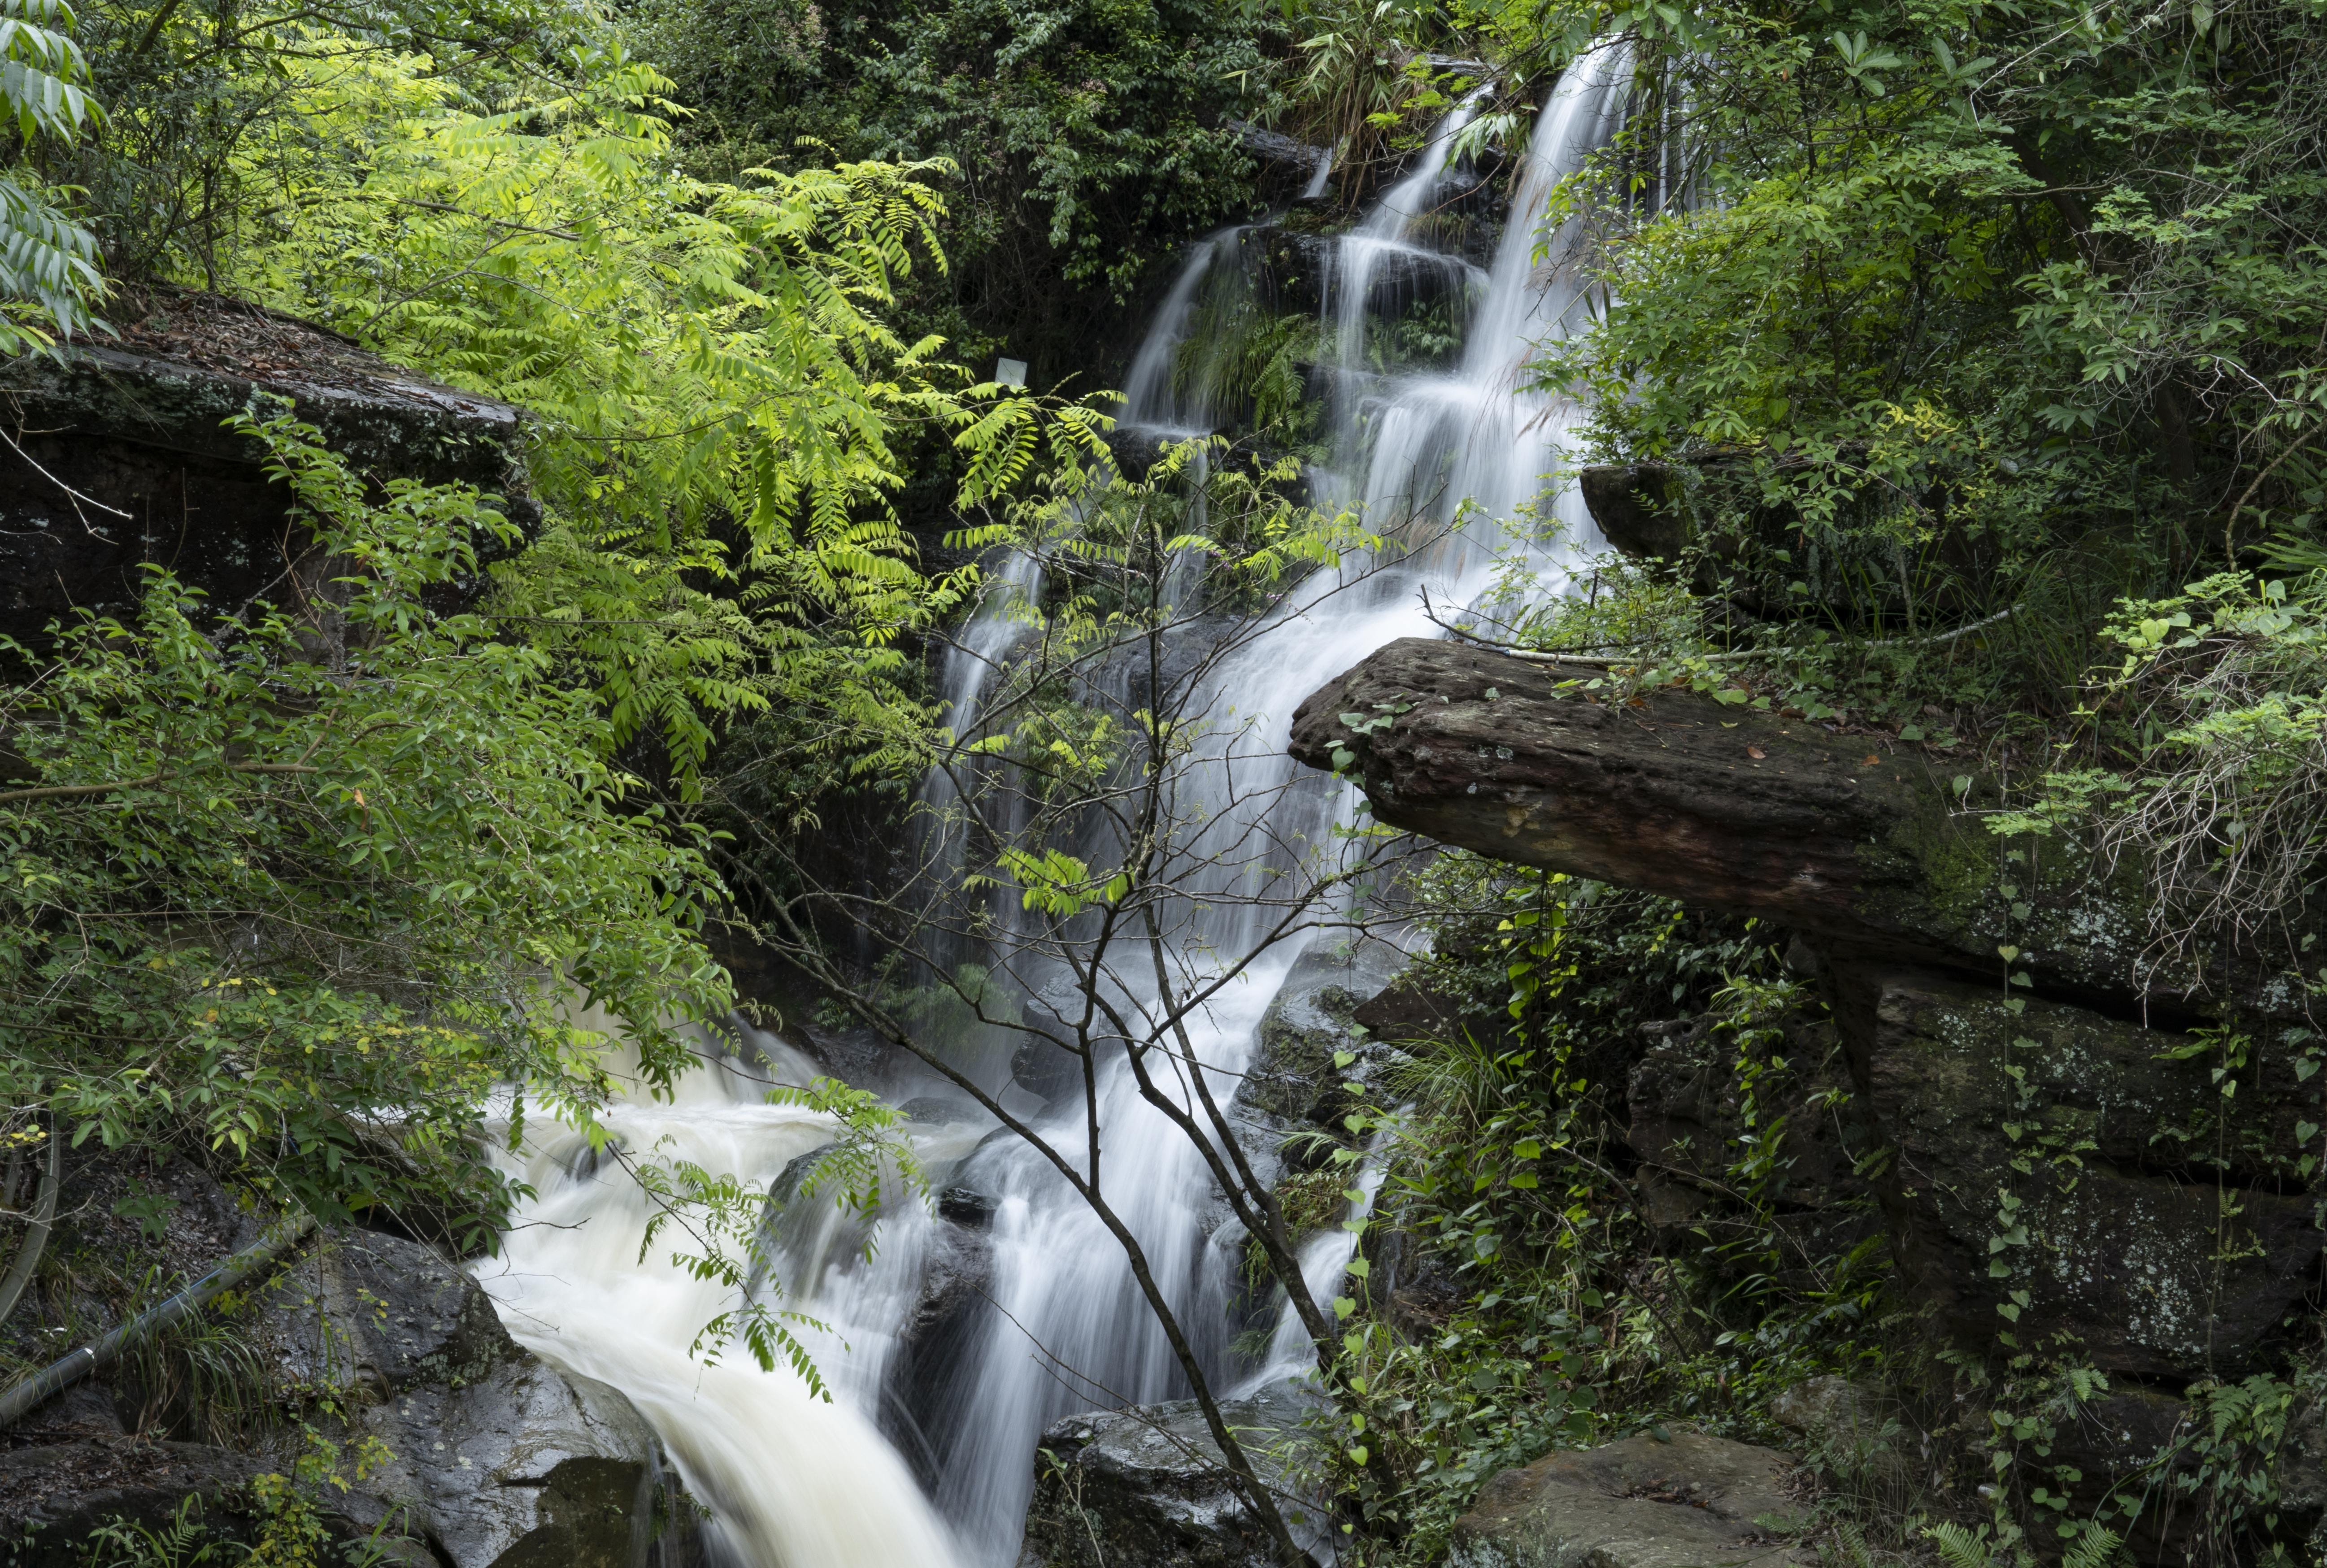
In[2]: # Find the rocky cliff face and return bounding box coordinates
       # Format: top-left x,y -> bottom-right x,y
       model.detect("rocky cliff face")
1288,635 -> 2327,1549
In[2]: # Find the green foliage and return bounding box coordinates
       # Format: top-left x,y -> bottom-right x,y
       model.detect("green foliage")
180,38 -> 1106,790
76,1496 -> 231,1568
1987,568 -> 2327,962
1174,274 -> 1331,450
117,1309 -> 277,1445
60,0 -> 599,285
1442,0 -> 2327,731
1282,0 -> 1490,204
239,48 -> 1040,534
0,413 -> 731,1238
1306,864 -> 1870,1553
1926,1518 -> 2126,1568
632,0 -> 1284,373
0,0 -> 105,350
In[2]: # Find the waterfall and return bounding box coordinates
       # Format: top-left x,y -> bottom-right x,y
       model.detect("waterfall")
1319,45 -> 1633,578
472,43 -> 1636,1568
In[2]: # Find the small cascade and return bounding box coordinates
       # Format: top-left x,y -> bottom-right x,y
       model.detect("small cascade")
919,551 -> 1046,984
1354,86 -> 1486,239
474,1038 -> 977,1568
1118,236 -> 1228,434
1240,1123 -> 1396,1392
477,44 -> 1644,1568
934,550 -> 1045,737
1300,148 -> 1335,200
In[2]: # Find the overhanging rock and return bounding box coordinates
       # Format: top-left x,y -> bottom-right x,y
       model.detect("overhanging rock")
0,287 -> 532,649
1287,633 -> 2327,1460
1287,635 -> 2311,1022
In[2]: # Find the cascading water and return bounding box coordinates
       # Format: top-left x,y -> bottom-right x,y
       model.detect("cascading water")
1320,45 -> 1634,572
470,43 -> 1636,1568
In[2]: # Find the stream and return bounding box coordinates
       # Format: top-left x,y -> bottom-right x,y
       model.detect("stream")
472,43 -> 1632,1568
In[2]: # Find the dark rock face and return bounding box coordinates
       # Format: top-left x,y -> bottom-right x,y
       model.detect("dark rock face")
0,287 -> 532,650
1224,122 -> 1331,204
0,1441 -> 445,1568
4,1229 -> 657,1568
1019,1382 -> 1327,1568
1290,639 -> 1985,960
1012,1036 -> 1083,1099
0,1442 -> 269,1564
904,1219 -> 995,1349
258,1231 -> 659,1568
1579,464 -> 1694,563
1450,1431 -> 1813,1568
1837,965 -> 2324,1379
1624,1016 -> 1883,1282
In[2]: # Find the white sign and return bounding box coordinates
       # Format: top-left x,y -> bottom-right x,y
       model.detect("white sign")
994,357 -> 1028,388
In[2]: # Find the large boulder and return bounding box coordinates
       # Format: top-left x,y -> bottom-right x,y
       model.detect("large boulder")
354,1357 -> 656,1568
1019,1381 -> 1327,1568
252,1229 -> 659,1568
1450,1431 -> 1813,1568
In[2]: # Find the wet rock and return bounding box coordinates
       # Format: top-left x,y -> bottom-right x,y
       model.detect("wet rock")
1020,1381 -> 1328,1568
1287,636 -> 2327,1403
899,1096 -> 979,1125
1224,121 -> 1330,191
1,1441 -> 265,1562
771,1144 -> 838,1205
358,1357 -> 656,1568
1450,1431 -> 1813,1568
1764,1377 -> 1920,1499
35,1383 -> 130,1439
1232,226 -> 1333,317
252,1229 -> 509,1400
905,1219 -> 994,1350
1347,977 -> 1464,1047
938,1186 -> 998,1228
1579,464 -> 1694,562
1012,1038 -> 1083,1100
235,1229 -> 660,1568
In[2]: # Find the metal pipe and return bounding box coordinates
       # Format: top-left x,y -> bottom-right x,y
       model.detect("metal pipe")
0,1211 -> 316,1428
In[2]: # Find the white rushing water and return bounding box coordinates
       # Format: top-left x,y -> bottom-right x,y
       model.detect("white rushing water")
475,1038 -> 977,1568
474,43 -> 1637,1568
